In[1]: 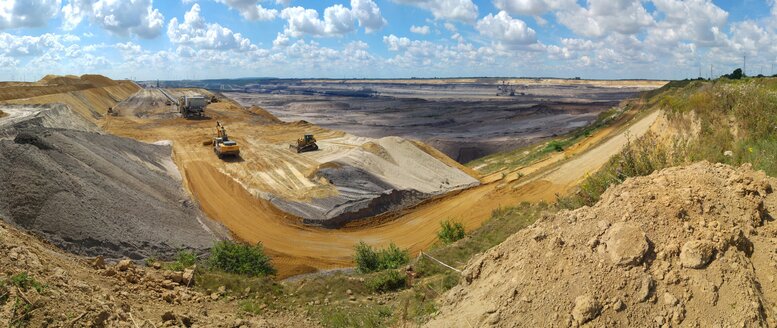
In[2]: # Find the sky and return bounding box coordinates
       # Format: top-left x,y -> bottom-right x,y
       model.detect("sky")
0,0 -> 775,81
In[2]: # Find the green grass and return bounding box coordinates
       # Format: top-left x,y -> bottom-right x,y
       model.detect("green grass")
417,202 -> 551,277
466,106 -> 627,175
1,272 -> 46,327
366,270 -> 406,293
165,250 -> 197,271
559,77 -> 777,208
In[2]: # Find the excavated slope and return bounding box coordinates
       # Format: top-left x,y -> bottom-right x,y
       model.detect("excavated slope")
271,136 -> 479,226
428,162 -> 777,327
0,103 -> 227,260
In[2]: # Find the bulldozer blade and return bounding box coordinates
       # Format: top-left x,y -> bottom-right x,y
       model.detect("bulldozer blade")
203,140 -> 213,146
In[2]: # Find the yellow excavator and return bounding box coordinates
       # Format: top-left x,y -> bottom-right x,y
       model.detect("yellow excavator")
213,121 -> 240,158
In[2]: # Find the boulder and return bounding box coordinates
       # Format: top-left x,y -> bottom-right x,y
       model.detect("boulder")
680,240 -> 714,269
602,222 -> 650,267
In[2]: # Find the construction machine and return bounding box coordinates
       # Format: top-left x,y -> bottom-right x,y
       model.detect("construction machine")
213,121 -> 240,158
294,134 -> 318,153
179,95 -> 206,118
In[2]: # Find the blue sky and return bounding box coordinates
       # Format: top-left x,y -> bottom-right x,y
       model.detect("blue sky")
0,0 -> 776,80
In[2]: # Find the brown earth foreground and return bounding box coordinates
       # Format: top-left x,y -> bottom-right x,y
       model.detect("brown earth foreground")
428,162 -> 777,327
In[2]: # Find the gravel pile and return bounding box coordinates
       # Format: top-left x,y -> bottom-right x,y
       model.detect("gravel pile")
0,105 -> 227,260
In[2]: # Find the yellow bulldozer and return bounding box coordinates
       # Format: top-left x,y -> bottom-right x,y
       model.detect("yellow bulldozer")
293,134 -> 318,153
212,121 -> 240,158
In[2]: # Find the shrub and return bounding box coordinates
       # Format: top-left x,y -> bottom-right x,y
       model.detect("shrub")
366,270 -> 407,293
167,250 -> 197,271
437,220 -> 465,244
354,242 -> 380,273
354,242 -> 409,273
209,241 -> 276,276
545,140 -> 564,152
8,272 -> 44,293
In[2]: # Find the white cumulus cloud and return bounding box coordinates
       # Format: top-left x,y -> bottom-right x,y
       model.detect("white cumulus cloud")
410,25 -> 430,35
61,0 -> 164,39
392,0 -> 478,23
213,0 -> 278,21
168,4 -> 255,51
0,0 -> 61,29
278,0 -> 386,39
476,11 -> 537,45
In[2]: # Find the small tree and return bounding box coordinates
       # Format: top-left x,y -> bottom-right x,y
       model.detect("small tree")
354,242 -> 409,273
209,241 -> 276,276
724,68 -> 744,80
354,242 -> 380,273
437,220 -> 466,244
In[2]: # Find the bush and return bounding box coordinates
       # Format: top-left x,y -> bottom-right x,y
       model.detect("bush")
209,241 -> 276,276
545,140 -> 564,152
167,250 -> 197,271
437,220 -> 465,244
366,270 -> 407,293
354,242 -> 409,273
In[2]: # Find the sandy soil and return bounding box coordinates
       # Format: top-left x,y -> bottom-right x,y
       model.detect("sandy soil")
225,80 -> 661,163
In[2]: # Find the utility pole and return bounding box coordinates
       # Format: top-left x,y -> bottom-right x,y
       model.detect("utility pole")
744,55 -> 747,76
710,64 -> 713,80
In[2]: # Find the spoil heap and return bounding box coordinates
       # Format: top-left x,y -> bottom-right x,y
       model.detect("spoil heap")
428,162 -> 777,327
0,103 -> 227,260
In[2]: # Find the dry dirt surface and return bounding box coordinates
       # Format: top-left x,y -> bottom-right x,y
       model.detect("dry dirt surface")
428,162 -> 777,327
224,79 -> 663,162
0,221 -> 316,327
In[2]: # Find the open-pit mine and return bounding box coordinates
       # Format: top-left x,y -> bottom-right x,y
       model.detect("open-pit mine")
0,75 -> 664,278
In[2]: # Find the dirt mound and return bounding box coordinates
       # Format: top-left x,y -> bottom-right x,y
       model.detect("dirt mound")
271,136 -> 479,226
0,221 -> 316,327
0,109 -> 228,260
428,162 -> 777,327
80,74 -> 119,88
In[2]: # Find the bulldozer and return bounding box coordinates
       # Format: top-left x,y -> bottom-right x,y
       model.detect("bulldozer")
212,121 -> 240,158
293,134 -> 318,153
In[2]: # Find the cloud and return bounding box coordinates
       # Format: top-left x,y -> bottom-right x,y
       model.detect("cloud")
493,0 -> 575,16
392,0 -> 478,23
0,32 -> 78,57
168,4 -> 255,51
351,0 -> 387,33
0,0 -> 61,29
476,11 -> 537,46
555,0 -> 654,37
383,34 -> 411,51
648,0 -> 728,46
213,0 -> 278,21
410,25 -> 430,35
278,0 -> 385,39
62,0 -> 164,39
